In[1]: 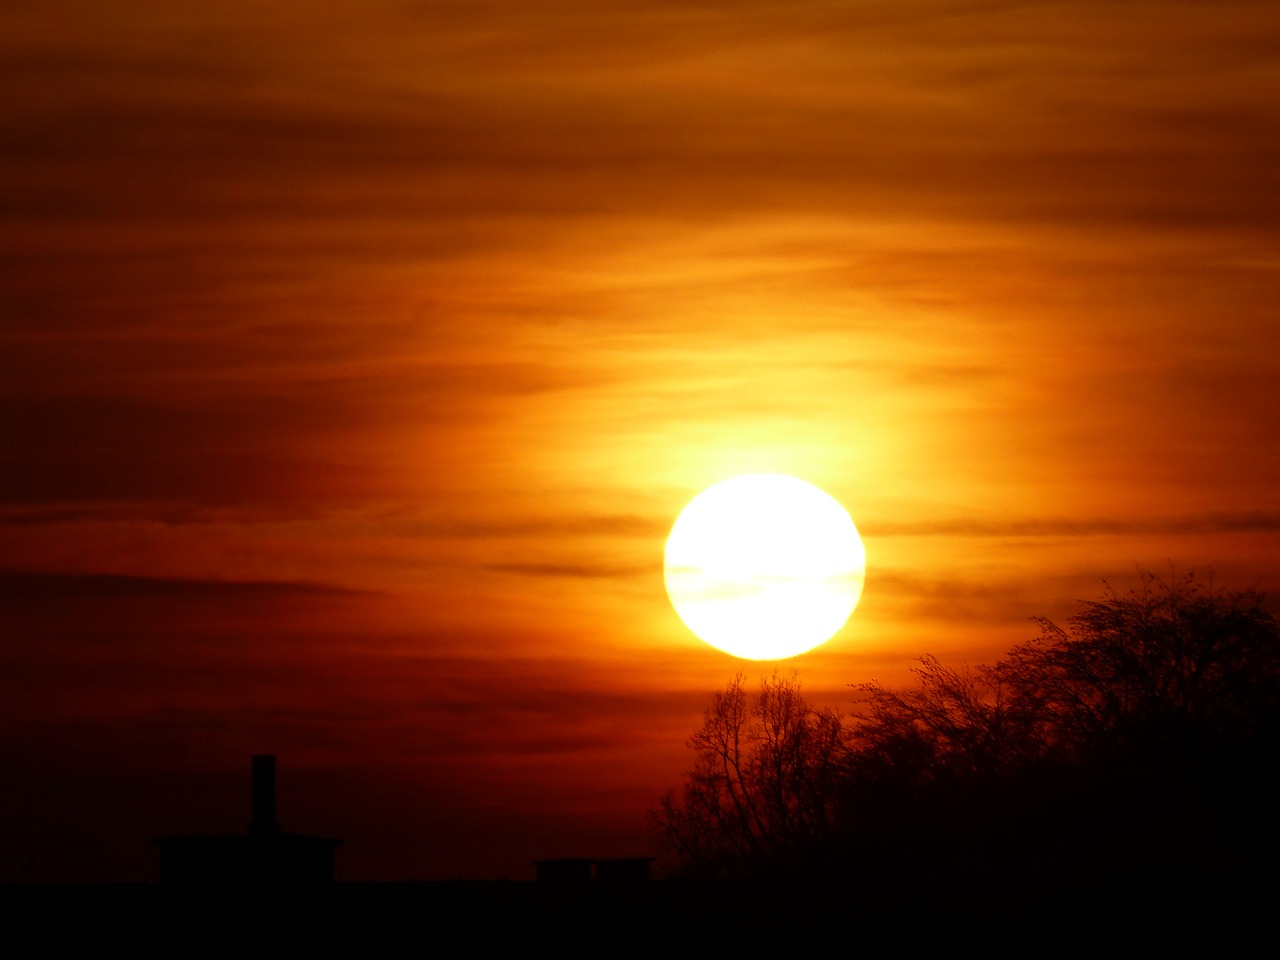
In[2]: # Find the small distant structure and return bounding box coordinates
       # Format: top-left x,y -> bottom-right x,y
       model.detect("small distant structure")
533,857 -> 653,886
154,755 -> 341,885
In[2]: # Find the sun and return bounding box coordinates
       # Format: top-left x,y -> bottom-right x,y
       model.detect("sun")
664,474 -> 866,660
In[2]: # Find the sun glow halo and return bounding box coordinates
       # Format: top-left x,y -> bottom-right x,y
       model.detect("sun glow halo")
664,474 -> 866,660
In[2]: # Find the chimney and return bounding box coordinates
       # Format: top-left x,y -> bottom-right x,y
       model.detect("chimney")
251,754 -> 280,835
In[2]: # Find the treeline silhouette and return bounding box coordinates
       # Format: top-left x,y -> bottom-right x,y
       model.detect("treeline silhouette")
654,572 -> 1280,910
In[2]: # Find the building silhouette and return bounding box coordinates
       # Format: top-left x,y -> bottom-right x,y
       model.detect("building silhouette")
154,755 -> 341,885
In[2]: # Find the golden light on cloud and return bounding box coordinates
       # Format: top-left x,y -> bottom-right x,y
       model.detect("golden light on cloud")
664,474 -> 866,660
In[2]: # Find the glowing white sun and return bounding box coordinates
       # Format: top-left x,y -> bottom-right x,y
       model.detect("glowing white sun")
664,474 -> 866,660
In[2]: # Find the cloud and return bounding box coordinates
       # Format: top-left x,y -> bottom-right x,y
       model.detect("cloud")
384,513 -> 666,541
865,512 -> 1280,538
485,562 -> 652,580
0,569 -> 363,602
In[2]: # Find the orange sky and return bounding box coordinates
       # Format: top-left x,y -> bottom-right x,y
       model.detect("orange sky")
3,1 -> 1279,881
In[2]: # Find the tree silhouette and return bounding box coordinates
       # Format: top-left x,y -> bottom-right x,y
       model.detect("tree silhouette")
848,655 -> 1034,788
652,673 -> 845,878
1005,571 -> 1280,764
996,573 -> 1280,886
657,572 -> 1280,892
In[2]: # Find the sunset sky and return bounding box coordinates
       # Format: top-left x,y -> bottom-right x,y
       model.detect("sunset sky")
3,1 -> 1279,882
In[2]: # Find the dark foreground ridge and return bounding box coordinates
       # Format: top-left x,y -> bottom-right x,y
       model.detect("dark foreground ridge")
3,875 -> 1275,949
